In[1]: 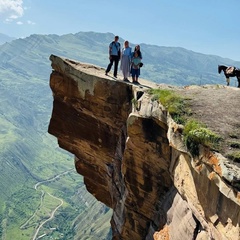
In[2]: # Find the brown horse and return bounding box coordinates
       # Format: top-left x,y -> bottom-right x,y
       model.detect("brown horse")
218,65 -> 240,87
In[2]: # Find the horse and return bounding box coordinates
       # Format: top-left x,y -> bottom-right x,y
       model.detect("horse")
218,65 -> 240,88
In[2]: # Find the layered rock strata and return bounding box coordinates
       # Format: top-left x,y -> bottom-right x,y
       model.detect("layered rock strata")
48,55 -> 240,240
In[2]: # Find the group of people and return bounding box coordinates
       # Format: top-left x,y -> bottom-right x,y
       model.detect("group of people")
105,35 -> 142,84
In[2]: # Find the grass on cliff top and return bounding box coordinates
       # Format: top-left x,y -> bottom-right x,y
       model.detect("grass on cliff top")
183,119 -> 222,156
149,89 -> 222,156
149,89 -> 190,124
226,151 -> 240,163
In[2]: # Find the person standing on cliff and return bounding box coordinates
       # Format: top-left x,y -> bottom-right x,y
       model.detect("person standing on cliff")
131,51 -> 142,84
120,40 -> 132,81
105,35 -> 121,78
131,45 -> 143,76
133,45 -> 142,59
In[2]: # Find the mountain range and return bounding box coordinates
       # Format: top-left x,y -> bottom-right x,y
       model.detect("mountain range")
0,33 -> 15,45
0,31 -> 239,239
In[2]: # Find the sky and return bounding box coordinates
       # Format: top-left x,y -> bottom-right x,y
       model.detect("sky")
1,0 -> 240,61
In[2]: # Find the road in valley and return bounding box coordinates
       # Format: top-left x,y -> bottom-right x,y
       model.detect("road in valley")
19,169 -> 74,240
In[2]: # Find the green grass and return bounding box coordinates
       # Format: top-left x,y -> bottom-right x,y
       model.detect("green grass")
229,142 -> 240,149
2,169 -> 110,240
149,88 -> 191,124
183,119 -> 222,156
229,133 -> 238,139
149,89 -> 222,156
226,152 -> 240,163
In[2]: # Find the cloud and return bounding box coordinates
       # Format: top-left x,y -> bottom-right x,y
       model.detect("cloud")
27,20 -> 35,25
0,0 -> 24,21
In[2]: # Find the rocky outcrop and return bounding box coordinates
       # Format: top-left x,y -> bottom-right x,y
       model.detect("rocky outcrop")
48,55 -> 240,240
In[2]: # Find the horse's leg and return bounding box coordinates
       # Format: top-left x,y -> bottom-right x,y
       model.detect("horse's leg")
226,77 -> 230,86
237,77 -> 240,88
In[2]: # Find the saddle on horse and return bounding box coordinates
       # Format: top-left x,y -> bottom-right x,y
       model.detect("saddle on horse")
226,66 -> 235,75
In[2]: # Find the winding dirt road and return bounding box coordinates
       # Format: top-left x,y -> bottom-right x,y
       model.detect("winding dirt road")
32,193 -> 63,240
19,169 -> 74,240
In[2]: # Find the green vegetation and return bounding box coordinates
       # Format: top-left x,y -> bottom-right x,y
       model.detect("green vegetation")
149,89 -> 221,156
183,120 -> 222,156
131,98 -> 141,111
2,169 -> 111,240
0,32 -> 114,240
229,142 -> 240,149
227,152 -> 240,163
131,98 -> 138,107
149,88 -> 190,124
229,133 -> 238,139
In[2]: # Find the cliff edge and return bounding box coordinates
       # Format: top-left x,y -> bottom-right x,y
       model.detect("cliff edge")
48,55 -> 240,240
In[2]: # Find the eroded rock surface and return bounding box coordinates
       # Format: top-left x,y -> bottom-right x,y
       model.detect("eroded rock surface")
48,55 -> 240,240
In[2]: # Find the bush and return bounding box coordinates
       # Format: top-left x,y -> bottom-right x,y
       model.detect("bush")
183,119 -> 221,156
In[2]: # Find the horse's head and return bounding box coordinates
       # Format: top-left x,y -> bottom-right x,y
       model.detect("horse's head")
218,65 -> 227,74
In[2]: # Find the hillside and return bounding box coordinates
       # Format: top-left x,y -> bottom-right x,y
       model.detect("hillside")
0,33 -> 15,45
1,31 -> 240,85
0,33 -> 112,240
0,31 -> 240,239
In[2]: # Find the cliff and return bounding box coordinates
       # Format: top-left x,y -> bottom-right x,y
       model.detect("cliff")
48,55 -> 240,240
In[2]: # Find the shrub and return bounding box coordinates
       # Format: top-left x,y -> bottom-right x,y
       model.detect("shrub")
183,119 -> 222,156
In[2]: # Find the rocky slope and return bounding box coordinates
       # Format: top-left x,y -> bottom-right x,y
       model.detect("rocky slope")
48,55 -> 240,240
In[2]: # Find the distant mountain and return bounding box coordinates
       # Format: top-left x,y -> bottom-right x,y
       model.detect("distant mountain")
1,31 -> 239,86
0,31 -> 239,239
141,44 -> 240,86
0,33 -> 15,45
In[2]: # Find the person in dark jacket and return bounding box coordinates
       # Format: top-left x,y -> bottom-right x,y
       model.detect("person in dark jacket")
105,35 -> 121,78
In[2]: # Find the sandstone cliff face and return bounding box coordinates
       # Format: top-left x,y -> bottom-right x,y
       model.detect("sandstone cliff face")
48,55 -> 240,240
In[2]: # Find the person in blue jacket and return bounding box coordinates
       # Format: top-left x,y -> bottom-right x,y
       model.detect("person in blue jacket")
105,35 -> 121,78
